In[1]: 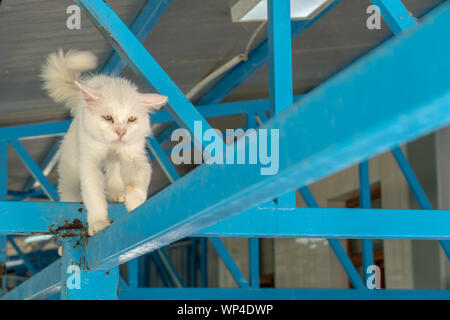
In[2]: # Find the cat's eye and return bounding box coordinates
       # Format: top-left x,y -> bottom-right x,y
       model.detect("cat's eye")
103,115 -> 113,121
128,116 -> 137,122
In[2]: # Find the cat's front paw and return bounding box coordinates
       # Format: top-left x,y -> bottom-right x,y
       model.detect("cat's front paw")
107,193 -> 126,203
125,190 -> 146,212
88,218 -> 110,236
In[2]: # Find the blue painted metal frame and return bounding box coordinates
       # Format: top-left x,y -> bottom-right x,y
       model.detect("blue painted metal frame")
7,236 -> 37,275
210,238 -> 249,288
79,2 -> 450,271
1,202 -> 450,239
370,0 -> 450,261
102,0 -> 173,76
9,140 -> 59,201
1,0 -> 450,300
298,187 -> 365,289
59,234 -> 119,300
370,0 -> 417,34
392,146 -> 450,259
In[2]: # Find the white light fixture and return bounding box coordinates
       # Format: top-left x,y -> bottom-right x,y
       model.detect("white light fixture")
231,0 -> 333,22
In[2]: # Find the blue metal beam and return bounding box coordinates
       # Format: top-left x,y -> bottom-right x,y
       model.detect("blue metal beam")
7,236 -> 37,275
195,207 -> 450,239
151,252 -> 173,287
0,201 -> 125,233
119,288 -> 450,300
128,258 -> 139,288
60,235 -> 119,300
146,136 -> 180,183
0,260 -> 61,300
9,140 -> 59,201
0,121 -> 70,141
158,249 -> 185,288
392,146 -> 450,259
209,238 -> 250,288
370,0 -> 417,34
1,202 -> 449,239
102,0 -> 173,76
196,0 -> 341,105
372,0 -> 450,260
23,138 -> 61,193
55,4 -> 450,270
298,187 -> 365,289
268,0 -> 293,117
268,0 -> 296,207
2,6 -> 449,302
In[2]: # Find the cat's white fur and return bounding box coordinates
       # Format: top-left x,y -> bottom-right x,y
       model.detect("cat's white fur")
41,49 -> 168,235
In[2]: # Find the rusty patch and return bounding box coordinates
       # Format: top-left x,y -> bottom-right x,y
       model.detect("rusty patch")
49,218 -> 84,234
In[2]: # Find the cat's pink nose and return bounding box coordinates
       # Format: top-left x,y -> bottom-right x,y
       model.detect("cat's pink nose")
115,128 -> 127,139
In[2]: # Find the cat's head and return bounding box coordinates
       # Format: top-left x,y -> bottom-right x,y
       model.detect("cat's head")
75,78 -> 167,145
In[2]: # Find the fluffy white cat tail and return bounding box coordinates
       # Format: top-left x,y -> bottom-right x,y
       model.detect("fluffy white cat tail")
41,49 -> 98,114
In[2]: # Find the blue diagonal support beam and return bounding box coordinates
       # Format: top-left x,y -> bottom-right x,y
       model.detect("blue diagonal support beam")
370,0 -> 417,34
209,238 -> 250,288
82,3 -> 450,270
146,136 -> 180,183
370,0 -> 450,260
392,147 -> 450,259
9,140 -> 59,201
157,249 -> 185,288
102,0 -> 173,76
75,0 -> 224,150
298,187 -> 365,289
7,236 -> 37,275
23,137 -> 61,192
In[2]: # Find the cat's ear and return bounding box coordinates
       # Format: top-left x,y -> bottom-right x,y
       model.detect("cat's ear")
140,93 -> 168,113
75,81 -> 101,104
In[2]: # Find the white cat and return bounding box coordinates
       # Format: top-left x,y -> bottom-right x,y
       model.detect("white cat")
41,49 -> 168,235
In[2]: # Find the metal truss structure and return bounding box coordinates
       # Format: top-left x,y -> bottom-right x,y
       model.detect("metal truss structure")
0,0 -> 449,300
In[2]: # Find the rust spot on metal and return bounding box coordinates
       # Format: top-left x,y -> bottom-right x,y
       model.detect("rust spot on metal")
49,218 -> 84,234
